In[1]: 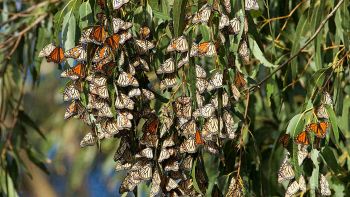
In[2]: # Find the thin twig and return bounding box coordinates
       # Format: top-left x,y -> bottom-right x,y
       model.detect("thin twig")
249,0 -> 345,92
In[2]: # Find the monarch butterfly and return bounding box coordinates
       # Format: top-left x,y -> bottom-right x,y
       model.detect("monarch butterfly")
196,78 -> 208,94
278,134 -> 290,148
219,14 -> 230,30
111,18 -> 132,33
177,52 -> 190,68
231,84 -> 241,101
166,36 -> 189,53
297,144 -> 308,166
192,4 -> 212,24
181,155 -> 193,171
143,116 -> 159,135
223,0 -> 231,13
112,0 -> 129,10
115,93 -> 135,110
299,175 -> 307,193
193,104 -> 215,118
116,112 -> 133,130
113,139 -> 129,161
89,83 -> 109,99
238,40 -> 250,63
96,103 -> 113,117
179,138 -> 197,154
86,74 -> 107,86
119,31 -> 132,45
205,141 -> 220,154
160,116 -> 174,138
245,0 -> 259,10
141,89 -> 155,100
226,177 -> 243,197
165,178 -> 178,191
315,105 -> 328,120
202,117 -> 223,140
97,0 -> 106,8
140,132 -> 158,148
195,64 -> 207,78
295,130 -> 309,145
63,82 -> 81,101
92,45 -> 113,63
135,39 -> 154,54
162,136 -> 175,148
64,100 -> 83,119
234,71 -> 247,89
228,18 -> 241,35
60,63 -> 85,80
64,45 -> 87,62
306,122 -> 328,138
79,28 -> 93,43
210,92 -> 229,108
320,174 -> 331,196
128,88 -> 141,98
157,58 -> 175,74
195,131 -> 204,145
104,34 -> 120,51
181,119 -> 196,137
244,16 -> 249,34
285,180 -> 300,197
131,58 -> 150,71
278,155 -> 295,183
117,72 -> 139,87
115,159 -> 132,171
135,148 -> 153,159
190,42 -> 216,57
173,96 -> 192,119
165,160 -> 180,172
158,148 -> 176,162
207,72 -> 223,91
80,132 -> 98,147
102,120 -> 120,136
89,26 -> 107,44
139,26 -> 151,39
160,76 -> 177,90
322,91 -> 333,106
39,43 -> 65,63
223,110 -> 236,139
150,170 -> 161,197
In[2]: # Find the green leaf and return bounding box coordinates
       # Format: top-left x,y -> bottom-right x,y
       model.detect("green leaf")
172,0 -> 188,37
320,147 -> 343,175
79,1 -> 92,29
248,37 -> 277,68
191,158 -> 204,195
153,10 -> 171,21
62,11 -> 76,66
325,105 -> 339,145
18,110 -> 46,139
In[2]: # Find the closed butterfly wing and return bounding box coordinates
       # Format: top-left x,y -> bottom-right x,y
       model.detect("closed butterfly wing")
234,71 -> 247,89
86,74 -> 107,86
63,82 -> 81,101
231,84 -> 241,101
297,144 -> 308,166
158,148 -> 176,162
195,131 -> 204,145
115,93 -> 134,110
119,31 -> 132,44
113,0 -> 129,10
39,43 -> 56,57
238,40 -> 250,63
89,83 -> 109,99
320,174 -> 331,196
79,28 -> 93,43
167,36 -> 189,52
96,103 -> 113,117
192,4 -> 212,24
226,177 -> 243,197
128,88 -> 141,98
64,100 -> 84,119
285,180 -> 300,197
195,64 -> 207,78
278,155 -> 295,183
157,58 -> 175,74
141,89 -> 155,100
245,0 -> 259,10
164,160 -> 180,172
181,155 -> 193,171
162,136 -> 175,148
135,148 -> 153,159
143,116 -> 159,135
207,72 -> 223,91
104,34 -> 120,51
179,138 -> 197,154
160,76 -> 177,90
92,45 -> 112,63
299,175 -> 306,193
223,0 -> 231,13
223,110 -> 236,139
135,39 -> 154,54
219,14 -> 230,29
112,18 -> 132,33
80,132 -> 97,147
210,92 -> 229,108
139,26 -> 151,39
196,78 -> 208,94
117,72 -> 139,87
228,18 -> 241,35
193,104 -> 215,118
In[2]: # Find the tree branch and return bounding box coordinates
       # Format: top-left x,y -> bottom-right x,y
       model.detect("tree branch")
249,0 -> 345,92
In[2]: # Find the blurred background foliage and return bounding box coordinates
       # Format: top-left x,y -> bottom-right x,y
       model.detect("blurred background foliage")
0,0 -> 349,196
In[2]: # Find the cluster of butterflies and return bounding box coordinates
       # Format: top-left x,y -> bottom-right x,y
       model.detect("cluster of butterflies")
277,92 -> 333,196
38,0 -> 261,196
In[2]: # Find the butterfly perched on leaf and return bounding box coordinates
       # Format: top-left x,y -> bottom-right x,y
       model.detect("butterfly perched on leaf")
279,134 -> 290,148
295,130 -> 309,145
39,43 -> 65,63
306,122 -> 328,138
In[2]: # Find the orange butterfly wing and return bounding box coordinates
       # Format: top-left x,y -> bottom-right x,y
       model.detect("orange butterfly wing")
234,72 -> 247,88
105,34 -> 120,50
72,63 -> 85,77
47,47 -> 65,63
198,42 -> 210,54
195,131 -> 204,145
90,26 -> 107,44
143,117 -> 159,135
307,122 -> 328,138
295,131 -> 309,145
